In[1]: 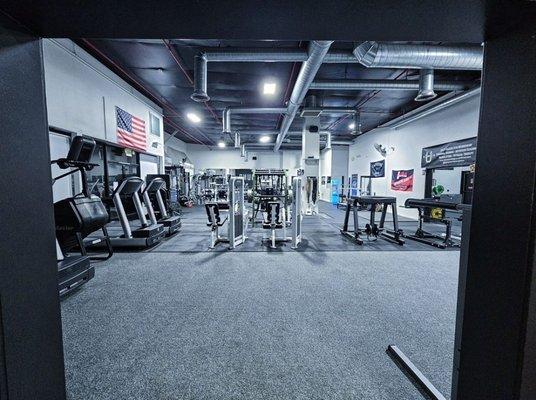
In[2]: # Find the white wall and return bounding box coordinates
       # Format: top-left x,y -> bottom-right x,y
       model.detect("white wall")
186,145 -> 304,174
319,146 -> 349,202
348,94 -> 481,218
319,148 -> 332,201
165,135 -> 190,165
331,146 -> 349,184
43,39 -> 165,162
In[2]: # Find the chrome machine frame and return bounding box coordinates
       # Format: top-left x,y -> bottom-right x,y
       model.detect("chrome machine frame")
228,176 -> 247,249
261,176 -> 302,249
109,177 -> 165,247
291,176 -> 302,249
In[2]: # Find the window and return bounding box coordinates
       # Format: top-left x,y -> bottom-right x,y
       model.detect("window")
106,145 -> 139,196
149,113 -> 161,136
85,142 -> 106,197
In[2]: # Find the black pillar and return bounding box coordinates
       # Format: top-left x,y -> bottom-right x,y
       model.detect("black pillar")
452,24 -> 536,400
0,20 -> 66,400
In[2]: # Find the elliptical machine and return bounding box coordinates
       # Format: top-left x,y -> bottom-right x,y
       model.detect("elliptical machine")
52,136 -> 113,297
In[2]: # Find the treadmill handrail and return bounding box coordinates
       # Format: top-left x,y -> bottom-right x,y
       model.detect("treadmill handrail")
113,176 -> 144,196
143,177 -> 166,194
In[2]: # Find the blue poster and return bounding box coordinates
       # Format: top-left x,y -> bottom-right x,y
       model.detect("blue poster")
350,174 -> 358,197
331,178 -> 340,204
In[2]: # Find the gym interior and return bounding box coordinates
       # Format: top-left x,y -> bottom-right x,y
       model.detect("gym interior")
1,3 -> 536,400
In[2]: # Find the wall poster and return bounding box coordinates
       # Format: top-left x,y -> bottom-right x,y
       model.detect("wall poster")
421,137 -> 477,169
391,169 -> 414,191
370,160 -> 385,178
350,174 -> 359,197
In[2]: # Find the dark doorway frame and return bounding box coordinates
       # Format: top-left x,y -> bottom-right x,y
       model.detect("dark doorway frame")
1,2 -> 535,399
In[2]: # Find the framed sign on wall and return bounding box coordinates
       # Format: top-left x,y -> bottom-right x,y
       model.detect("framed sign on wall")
370,160 -> 385,178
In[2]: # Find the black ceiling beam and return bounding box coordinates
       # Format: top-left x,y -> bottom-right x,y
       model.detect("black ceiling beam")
0,1 -> 529,42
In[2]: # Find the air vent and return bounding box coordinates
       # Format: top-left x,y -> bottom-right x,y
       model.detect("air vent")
299,109 -> 322,118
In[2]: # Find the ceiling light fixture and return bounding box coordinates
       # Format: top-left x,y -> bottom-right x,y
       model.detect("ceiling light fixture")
217,141 -> 226,148
263,82 -> 277,95
259,135 -> 271,143
349,122 -> 355,130
186,112 -> 201,123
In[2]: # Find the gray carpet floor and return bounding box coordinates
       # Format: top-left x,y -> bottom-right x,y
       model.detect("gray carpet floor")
62,250 -> 460,400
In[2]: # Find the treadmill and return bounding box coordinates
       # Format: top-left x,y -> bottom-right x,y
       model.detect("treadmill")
104,176 -> 165,247
52,136 -> 112,296
143,177 -> 181,236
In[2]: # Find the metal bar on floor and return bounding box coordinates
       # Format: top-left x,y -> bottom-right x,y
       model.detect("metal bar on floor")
386,345 -> 447,400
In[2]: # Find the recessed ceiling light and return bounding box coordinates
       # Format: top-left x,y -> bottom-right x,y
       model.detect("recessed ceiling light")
263,82 -> 277,95
259,135 -> 271,143
186,112 -> 201,123
217,141 -> 226,148
349,123 -> 356,130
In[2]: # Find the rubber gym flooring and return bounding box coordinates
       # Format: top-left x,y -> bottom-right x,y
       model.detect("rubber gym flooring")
61,203 -> 462,399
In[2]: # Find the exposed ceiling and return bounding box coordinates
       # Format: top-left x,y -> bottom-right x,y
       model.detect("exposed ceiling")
78,39 -> 481,149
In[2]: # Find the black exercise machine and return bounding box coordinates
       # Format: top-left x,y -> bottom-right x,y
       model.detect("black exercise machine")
143,177 -> 181,236
52,136 -> 113,297
403,196 -> 462,249
204,177 -> 247,249
340,196 -> 404,245
102,176 -> 166,247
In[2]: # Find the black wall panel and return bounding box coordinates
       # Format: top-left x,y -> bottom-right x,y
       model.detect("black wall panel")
0,20 -> 66,400
453,24 -> 536,400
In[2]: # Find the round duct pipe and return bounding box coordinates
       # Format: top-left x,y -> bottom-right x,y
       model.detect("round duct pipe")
415,69 -> 437,102
191,53 -> 209,102
240,144 -> 246,157
234,132 -> 240,148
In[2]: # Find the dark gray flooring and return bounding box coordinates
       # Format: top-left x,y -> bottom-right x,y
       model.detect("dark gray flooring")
62,251 -> 460,400
148,201 -> 461,253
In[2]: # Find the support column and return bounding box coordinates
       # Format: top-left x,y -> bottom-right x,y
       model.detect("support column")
0,20 -> 67,400
301,117 -> 320,215
452,24 -> 536,400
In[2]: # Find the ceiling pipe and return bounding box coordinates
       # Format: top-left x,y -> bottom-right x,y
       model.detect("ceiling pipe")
354,41 -> 483,70
190,42 -> 482,103
191,53 -> 209,101
199,48 -> 357,63
234,132 -> 241,148
274,41 -> 334,151
380,86 -> 481,129
223,107 -> 286,134
415,69 -> 437,101
309,79 -> 471,91
191,47 -> 357,102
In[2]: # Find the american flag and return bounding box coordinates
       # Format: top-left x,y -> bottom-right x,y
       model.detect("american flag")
116,107 -> 146,151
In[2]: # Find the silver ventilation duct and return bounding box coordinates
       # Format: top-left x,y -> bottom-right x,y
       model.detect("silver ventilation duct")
234,132 -> 241,148
222,107 -> 286,133
191,42 -> 481,102
354,41 -> 483,70
325,132 -> 332,149
204,48 -> 307,62
191,54 -> 209,102
309,79 -> 471,91
191,47 -> 357,102
274,41 -> 333,151
415,69 -> 436,101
